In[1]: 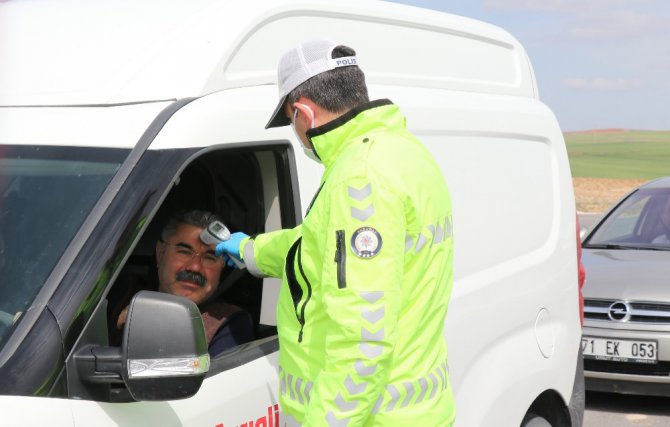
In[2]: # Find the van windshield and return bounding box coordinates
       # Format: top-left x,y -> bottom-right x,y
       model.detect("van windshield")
0,146 -> 129,342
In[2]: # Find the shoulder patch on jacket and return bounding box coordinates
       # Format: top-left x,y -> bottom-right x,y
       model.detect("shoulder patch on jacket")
351,226 -> 382,258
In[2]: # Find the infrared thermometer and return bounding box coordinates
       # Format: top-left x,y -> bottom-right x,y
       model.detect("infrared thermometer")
200,220 -> 245,269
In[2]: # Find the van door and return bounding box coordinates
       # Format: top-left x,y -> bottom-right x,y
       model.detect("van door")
59,143 -> 299,426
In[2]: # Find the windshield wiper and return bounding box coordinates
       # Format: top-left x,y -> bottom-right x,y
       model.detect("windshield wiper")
634,245 -> 670,251
585,243 -> 670,251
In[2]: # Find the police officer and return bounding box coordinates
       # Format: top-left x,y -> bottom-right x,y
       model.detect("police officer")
217,39 -> 455,427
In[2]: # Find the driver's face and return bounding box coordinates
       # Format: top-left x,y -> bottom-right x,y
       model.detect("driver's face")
156,223 -> 223,305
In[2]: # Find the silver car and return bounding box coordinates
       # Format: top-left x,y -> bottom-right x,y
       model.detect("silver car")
582,177 -> 670,395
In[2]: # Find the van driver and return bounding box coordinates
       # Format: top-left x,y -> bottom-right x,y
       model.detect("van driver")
109,210 -> 253,356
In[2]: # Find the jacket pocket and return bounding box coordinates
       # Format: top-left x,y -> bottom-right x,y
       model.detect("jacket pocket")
335,230 -> 347,289
285,238 -> 303,312
285,237 -> 312,343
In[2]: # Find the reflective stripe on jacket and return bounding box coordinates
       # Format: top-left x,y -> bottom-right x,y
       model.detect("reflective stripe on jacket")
243,99 -> 455,427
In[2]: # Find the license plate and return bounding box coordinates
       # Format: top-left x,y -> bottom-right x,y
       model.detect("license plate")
582,336 -> 658,364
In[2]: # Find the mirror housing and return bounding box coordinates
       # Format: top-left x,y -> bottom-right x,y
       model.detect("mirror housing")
122,291 -> 210,400
579,227 -> 589,241
77,290 -> 209,401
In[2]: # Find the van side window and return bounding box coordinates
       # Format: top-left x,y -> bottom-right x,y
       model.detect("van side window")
102,145 -> 296,402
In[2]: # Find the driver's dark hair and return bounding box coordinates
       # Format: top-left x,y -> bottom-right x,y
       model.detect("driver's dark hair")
161,210 -> 222,242
286,45 -> 369,114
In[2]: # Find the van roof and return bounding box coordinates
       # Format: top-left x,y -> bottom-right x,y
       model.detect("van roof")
0,0 -> 535,106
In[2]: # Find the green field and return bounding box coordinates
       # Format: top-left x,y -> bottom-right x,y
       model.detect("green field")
565,130 -> 670,179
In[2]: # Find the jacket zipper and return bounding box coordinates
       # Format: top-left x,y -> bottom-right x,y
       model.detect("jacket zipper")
285,238 -> 305,341
335,230 -> 347,289
296,243 -> 313,343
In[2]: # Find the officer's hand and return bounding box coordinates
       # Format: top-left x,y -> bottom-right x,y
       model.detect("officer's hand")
215,232 -> 248,268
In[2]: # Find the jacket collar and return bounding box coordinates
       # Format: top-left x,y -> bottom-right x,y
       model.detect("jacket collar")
306,99 -> 402,168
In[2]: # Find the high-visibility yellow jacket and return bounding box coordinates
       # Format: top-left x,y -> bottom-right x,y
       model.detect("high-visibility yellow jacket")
242,99 -> 455,427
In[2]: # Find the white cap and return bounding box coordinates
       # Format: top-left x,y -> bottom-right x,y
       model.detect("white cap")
265,39 -> 359,129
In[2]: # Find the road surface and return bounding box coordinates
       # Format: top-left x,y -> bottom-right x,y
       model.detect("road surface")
585,391 -> 670,426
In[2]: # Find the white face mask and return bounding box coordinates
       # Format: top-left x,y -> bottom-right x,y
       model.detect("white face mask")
292,105 -> 321,163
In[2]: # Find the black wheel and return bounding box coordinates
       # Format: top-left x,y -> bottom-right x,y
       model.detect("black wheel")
521,413 -> 553,427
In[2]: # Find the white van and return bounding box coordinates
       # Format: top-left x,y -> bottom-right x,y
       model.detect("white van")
0,0 -> 584,425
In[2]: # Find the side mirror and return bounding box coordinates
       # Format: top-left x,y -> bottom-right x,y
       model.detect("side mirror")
579,227 -> 589,241
77,291 -> 209,401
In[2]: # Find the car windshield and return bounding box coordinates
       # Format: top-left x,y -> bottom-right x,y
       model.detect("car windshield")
0,146 -> 128,341
585,187 -> 670,250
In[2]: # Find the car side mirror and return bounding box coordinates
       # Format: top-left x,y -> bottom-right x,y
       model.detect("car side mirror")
121,290 -> 210,400
579,227 -> 588,241
76,291 -> 210,401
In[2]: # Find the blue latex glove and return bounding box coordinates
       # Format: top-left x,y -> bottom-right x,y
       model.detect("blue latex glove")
215,232 -> 248,268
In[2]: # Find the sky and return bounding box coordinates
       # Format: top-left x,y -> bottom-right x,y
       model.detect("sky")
388,0 -> 670,132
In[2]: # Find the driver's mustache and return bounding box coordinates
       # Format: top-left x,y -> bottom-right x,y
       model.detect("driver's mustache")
176,270 -> 206,287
